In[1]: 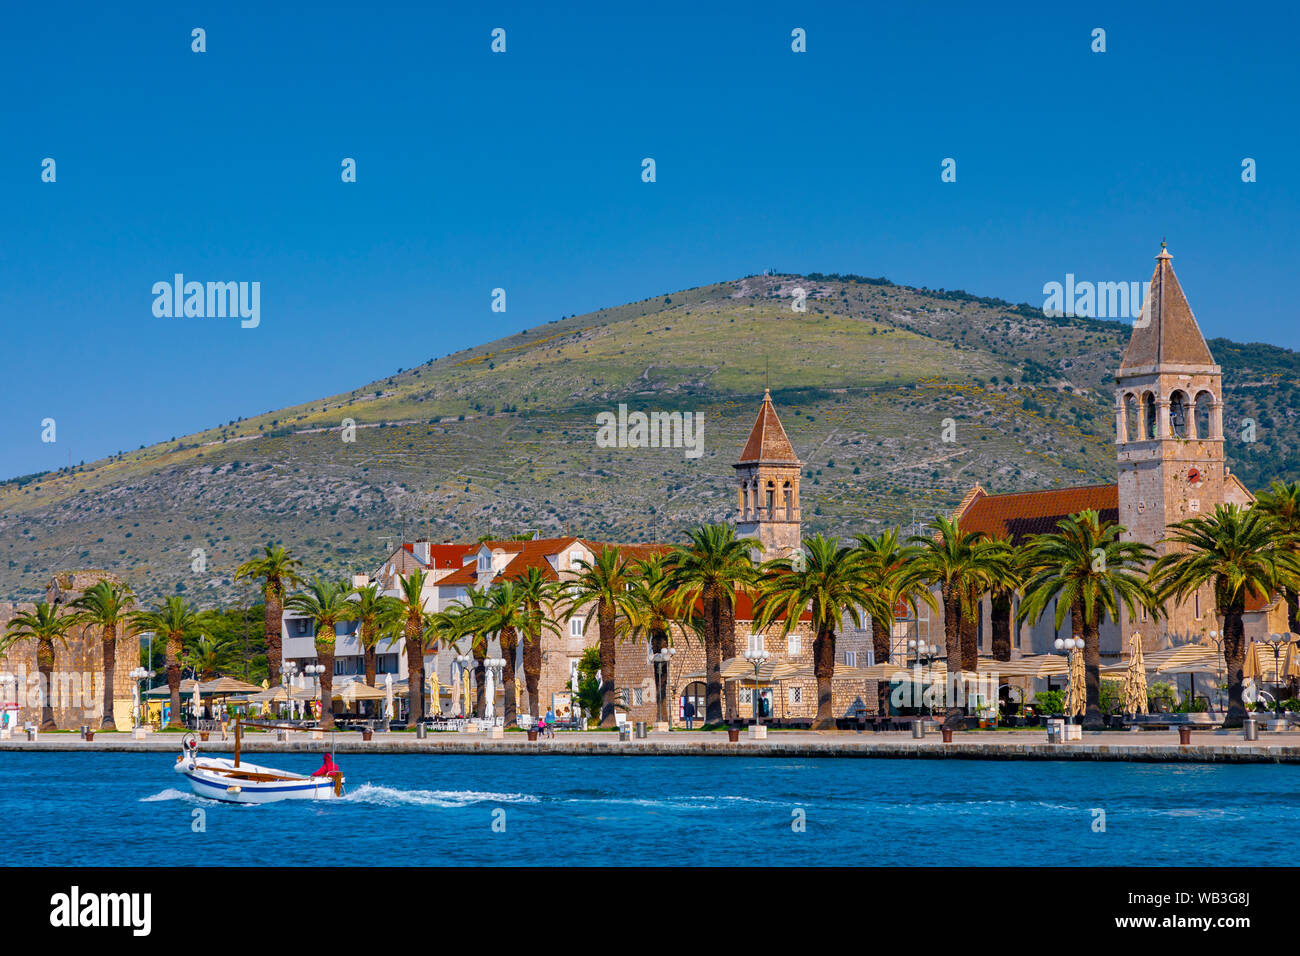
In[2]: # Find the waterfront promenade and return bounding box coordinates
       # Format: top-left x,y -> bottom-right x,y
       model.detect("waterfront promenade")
4,729 -> 1300,763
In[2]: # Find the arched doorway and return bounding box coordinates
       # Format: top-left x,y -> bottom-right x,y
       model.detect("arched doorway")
679,681 -> 705,726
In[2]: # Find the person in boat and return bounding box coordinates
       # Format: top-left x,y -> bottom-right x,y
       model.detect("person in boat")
311,753 -> 341,777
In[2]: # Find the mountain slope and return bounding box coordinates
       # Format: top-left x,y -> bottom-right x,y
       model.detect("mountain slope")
3,273 -> 1298,604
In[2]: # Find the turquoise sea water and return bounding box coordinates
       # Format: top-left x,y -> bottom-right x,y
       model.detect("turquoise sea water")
1,752 -> 1292,866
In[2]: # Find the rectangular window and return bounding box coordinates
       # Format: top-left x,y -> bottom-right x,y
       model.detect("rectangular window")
787,634 -> 802,655
844,650 -> 857,667
570,618 -> 585,638
748,634 -> 765,655
1194,592 -> 1201,619
633,687 -> 644,706
787,686 -> 803,706
739,687 -> 753,705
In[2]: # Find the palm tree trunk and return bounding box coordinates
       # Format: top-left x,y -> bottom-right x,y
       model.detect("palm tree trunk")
652,629 -> 669,724
704,593 -> 723,725
942,585 -> 961,668
37,639 -> 57,730
523,619 -> 542,716
364,641 -> 377,687
100,622 -> 118,730
812,627 -> 836,730
317,630 -> 335,731
265,583 -> 284,686
502,628 -> 518,728
166,635 -> 183,729
1287,588 -> 1300,635
990,590 -> 1012,662
406,617 -> 424,725
1222,604 -> 1248,728
598,605 -> 617,728
721,596 -> 737,721
960,587 -> 979,672
1082,612 -> 1103,729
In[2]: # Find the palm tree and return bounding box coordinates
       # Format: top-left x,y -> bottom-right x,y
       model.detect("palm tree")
753,535 -> 872,729
130,596 -> 203,729
2,603 -> 79,729
664,524 -> 756,725
1255,480 -> 1300,634
515,566 -> 561,717
1019,510 -> 1157,729
468,581 -> 531,727
625,555 -> 697,726
563,546 -> 637,728
855,530 -> 935,714
285,578 -> 355,731
910,517 -> 996,672
1152,504 -> 1300,728
70,580 -> 135,730
351,583 -> 400,687
234,545 -> 302,686
184,634 -> 238,680
393,569 -> 431,725
986,541 -> 1027,663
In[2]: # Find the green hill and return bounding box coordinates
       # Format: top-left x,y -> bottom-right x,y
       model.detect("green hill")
3,272 -> 1297,604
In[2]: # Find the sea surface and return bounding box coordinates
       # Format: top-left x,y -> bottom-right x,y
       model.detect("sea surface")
0,752 -> 1291,866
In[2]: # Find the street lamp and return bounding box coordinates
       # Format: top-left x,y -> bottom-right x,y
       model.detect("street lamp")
743,647 -> 767,726
1055,636 -> 1084,725
908,639 -> 938,717
483,658 -> 505,721
650,646 -> 676,727
282,661 -> 300,720
1264,633 -> 1288,719
128,666 -> 153,730
305,663 -> 325,721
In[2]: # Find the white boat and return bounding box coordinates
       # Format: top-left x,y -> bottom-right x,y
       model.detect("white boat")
173,726 -> 345,804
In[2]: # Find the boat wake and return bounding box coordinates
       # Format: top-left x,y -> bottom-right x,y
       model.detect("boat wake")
342,784 -> 540,808
141,787 -> 229,807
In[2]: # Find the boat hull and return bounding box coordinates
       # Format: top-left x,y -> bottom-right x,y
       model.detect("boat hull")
175,757 -> 342,804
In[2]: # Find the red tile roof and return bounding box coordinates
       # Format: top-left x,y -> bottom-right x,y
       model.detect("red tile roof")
1120,248 -> 1216,371
736,390 -> 799,465
955,483 -> 1119,544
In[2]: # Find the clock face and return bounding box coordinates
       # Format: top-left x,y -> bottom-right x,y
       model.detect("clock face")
1187,467 -> 1202,487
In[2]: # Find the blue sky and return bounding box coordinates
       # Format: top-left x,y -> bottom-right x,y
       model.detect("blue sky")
2,1 -> 1296,479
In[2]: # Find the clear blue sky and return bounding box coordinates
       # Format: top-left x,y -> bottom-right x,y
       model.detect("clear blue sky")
2,1 -> 1296,479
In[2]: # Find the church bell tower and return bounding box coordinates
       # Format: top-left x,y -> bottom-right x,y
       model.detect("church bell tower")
734,390 -> 803,559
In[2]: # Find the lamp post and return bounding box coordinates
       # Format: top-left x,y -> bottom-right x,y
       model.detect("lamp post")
483,658 -> 505,721
908,639 -> 938,717
1055,636 -> 1084,724
282,661 -> 299,720
743,647 -> 768,726
650,646 -> 676,727
128,666 -> 153,730
305,663 -> 325,721
1265,633 -> 1288,719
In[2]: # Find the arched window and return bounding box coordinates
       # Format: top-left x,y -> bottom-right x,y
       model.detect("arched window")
1194,390 -> 1215,440
1142,392 -> 1157,441
1169,390 -> 1190,438
782,481 -> 793,520
765,481 -> 775,516
1124,393 -> 1140,442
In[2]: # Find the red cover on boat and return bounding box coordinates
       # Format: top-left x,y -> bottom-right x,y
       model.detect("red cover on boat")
311,754 -> 340,777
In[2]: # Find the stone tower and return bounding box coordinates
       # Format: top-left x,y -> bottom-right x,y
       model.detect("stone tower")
1114,244 -> 1226,648
734,390 -> 802,559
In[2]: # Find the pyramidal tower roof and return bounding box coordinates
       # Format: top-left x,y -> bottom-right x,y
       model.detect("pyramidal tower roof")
737,389 -> 800,465
1119,244 -> 1216,372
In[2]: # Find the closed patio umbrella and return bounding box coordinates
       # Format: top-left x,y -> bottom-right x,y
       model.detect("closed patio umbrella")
431,673 -> 442,717
384,673 -> 394,721
1123,634 -> 1148,716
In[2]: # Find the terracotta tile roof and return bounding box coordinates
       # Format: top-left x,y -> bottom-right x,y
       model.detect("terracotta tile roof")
1120,247 -> 1216,371
736,390 -> 800,465
437,563 -> 481,587
954,483 -> 1119,544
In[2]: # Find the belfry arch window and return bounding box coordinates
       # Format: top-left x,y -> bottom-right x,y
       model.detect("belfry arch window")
1194,391 -> 1215,440
1124,393 -> 1140,442
1142,392 -> 1157,441
765,481 -> 775,516
782,481 -> 793,520
1169,390 -> 1190,439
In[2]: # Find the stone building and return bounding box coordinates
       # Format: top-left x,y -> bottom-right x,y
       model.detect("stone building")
951,246 -> 1286,662
0,570 -> 136,729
